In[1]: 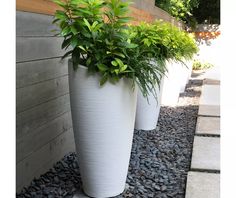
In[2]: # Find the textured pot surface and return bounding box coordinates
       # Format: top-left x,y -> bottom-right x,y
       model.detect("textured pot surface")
179,62 -> 189,93
161,61 -> 182,106
135,78 -> 164,130
179,60 -> 193,93
187,60 -> 193,81
68,61 -> 137,198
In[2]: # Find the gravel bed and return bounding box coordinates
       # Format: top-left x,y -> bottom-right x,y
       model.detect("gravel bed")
17,79 -> 202,198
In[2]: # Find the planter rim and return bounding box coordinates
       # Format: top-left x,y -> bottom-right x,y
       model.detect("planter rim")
68,59 -> 88,70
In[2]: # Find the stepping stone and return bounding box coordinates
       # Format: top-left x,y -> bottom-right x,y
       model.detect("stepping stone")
199,85 -> 220,106
203,78 -> 220,85
198,105 -> 220,117
202,65 -> 220,82
198,85 -> 220,116
185,171 -> 220,198
196,116 -> 220,135
191,136 -> 220,171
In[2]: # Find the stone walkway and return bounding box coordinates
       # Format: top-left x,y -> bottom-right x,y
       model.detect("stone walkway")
185,66 -> 220,198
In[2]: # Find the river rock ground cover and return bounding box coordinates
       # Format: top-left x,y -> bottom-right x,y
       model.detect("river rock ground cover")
17,79 -> 202,198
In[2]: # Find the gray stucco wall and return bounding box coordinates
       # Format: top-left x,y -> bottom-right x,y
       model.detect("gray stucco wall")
16,11 -> 75,192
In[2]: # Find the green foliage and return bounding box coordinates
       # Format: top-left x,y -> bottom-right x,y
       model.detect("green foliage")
155,0 -> 199,26
53,0 -> 134,82
128,20 -> 198,96
153,20 -> 198,62
192,0 -> 220,24
192,60 -> 214,70
53,0 -> 198,99
53,0 -> 166,98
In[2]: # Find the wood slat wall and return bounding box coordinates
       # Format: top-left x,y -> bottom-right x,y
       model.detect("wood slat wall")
16,10 -> 75,192
16,0 -> 59,16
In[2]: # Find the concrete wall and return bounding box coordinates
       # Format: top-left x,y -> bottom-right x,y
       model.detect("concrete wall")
16,0 -> 183,192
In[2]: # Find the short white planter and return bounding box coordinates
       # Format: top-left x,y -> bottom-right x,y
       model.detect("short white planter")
68,61 -> 137,197
135,78 -> 164,130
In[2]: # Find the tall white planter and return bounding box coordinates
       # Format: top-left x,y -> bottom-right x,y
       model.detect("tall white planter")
179,62 -> 189,93
68,61 -> 137,197
179,60 -> 193,93
187,59 -> 193,81
161,61 -> 182,106
135,78 -> 164,130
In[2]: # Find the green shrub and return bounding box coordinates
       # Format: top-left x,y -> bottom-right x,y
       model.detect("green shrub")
127,20 -> 198,96
192,60 -> 214,70
125,22 -> 168,97
129,20 -> 198,64
153,20 -> 198,62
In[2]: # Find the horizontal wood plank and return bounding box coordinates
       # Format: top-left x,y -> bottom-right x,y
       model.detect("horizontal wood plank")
17,94 -> 71,139
16,37 -> 65,62
16,75 -> 69,113
16,0 -> 60,16
16,58 -> 69,88
16,112 -> 72,163
16,128 -> 75,192
16,11 -> 59,36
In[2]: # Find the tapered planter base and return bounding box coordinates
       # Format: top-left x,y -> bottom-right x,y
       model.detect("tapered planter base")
135,78 -> 164,131
161,61 -> 182,106
68,61 -> 137,197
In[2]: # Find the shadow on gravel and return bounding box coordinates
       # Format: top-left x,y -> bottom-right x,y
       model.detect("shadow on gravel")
191,72 -> 206,78
187,79 -> 203,87
180,90 -> 201,98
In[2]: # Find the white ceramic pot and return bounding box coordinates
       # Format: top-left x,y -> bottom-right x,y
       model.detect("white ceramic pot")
68,61 -> 137,197
134,78 -> 164,130
179,60 -> 193,93
161,61 -> 182,106
179,62 -> 189,93
187,59 -> 193,81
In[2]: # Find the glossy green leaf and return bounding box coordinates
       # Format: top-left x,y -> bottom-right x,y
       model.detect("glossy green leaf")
70,26 -> 77,35
111,60 -> 118,66
114,58 -> 124,67
97,63 -> 108,71
100,73 -> 108,86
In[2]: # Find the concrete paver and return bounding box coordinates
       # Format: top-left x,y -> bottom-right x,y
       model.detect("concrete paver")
186,65 -> 220,198
191,136 -> 220,171
198,105 -> 220,117
203,78 -> 220,85
196,116 -> 220,135
202,65 -> 220,82
199,85 -> 220,106
185,171 -> 220,198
